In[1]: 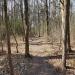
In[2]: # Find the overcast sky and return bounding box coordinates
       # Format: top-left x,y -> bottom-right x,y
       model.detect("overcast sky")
72,0 -> 75,9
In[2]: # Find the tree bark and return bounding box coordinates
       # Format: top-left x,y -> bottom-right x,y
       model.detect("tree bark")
60,0 -> 67,72
24,0 -> 31,57
37,0 -> 41,37
10,0 -> 19,53
4,0 -> 14,75
51,0 -> 56,18
66,0 -> 71,52
61,0 -> 71,73
20,0 -> 25,41
46,0 -> 49,36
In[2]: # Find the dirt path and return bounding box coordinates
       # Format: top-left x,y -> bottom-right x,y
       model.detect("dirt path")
0,37 -> 75,75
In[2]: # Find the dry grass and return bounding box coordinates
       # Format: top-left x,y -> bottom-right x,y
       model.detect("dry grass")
0,36 -> 75,75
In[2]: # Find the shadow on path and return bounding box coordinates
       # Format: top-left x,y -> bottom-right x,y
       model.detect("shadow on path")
12,54 -> 62,75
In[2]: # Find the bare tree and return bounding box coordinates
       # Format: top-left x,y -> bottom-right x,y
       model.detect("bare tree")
45,0 -> 49,36
60,0 -> 67,72
66,0 -> 71,52
24,0 -> 31,57
10,0 -> 19,53
61,0 -> 71,73
20,0 -> 25,41
37,0 -> 41,37
4,0 -> 14,75
50,0 -> 56,18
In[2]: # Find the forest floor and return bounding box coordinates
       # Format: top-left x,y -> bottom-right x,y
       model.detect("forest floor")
0,37 -> 75,75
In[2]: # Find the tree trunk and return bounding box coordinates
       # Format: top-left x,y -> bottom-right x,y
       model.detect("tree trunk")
61,0 -> 71,73
24,0 -> 31,57
12,31 -> 19,53
20,0 -> 25,41
66,0 -> 71,52
51,0 -> 56,18
1,39 -> 3,52
37,0 -> 41,37
10,0 -> 19,53
4,0 -> 14,75
60,0 -> 67,72
46,0 -> 49,36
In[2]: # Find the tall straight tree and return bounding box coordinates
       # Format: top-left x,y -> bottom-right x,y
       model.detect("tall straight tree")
51,0 -> 56,18
60,0 -> 66,71
24,0 -> 31,57
66,0 -> 71,52
45,0 -> 49,36
37,0 -> 41,37
20,0 -> 25,41
61,0 -> 70,72
4,0 -> 14,75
